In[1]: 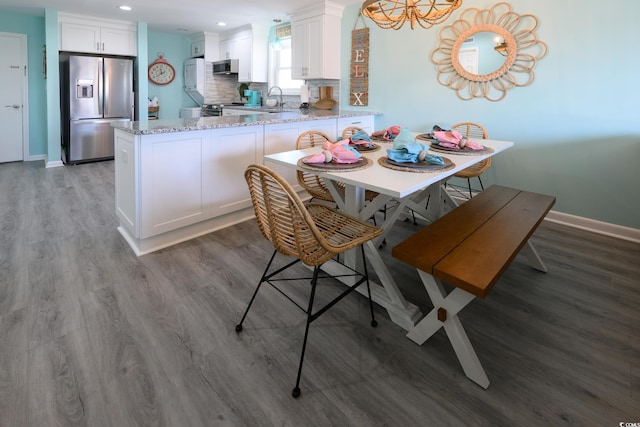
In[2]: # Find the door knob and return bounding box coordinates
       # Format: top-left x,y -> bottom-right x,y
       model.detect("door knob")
5,105 -> 20,109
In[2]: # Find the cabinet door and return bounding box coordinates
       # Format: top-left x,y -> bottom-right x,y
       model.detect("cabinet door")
291,20 -> 308,80
192,40 -> 205,57
60,22 -> 100,53
209,126 -> 264,217
100,27 -> 136,56
264,123 -> 303,188
139,131 -> 210,238
337,116 -> 375,139
219,39 -> 231,60
235,34 -> 252,82
114,130 -> 138,237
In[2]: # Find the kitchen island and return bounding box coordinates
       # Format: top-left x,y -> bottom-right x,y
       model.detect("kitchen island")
112,109 -> 380,255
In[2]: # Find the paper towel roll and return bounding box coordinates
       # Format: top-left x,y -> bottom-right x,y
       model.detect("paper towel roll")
300,84 -> 309,103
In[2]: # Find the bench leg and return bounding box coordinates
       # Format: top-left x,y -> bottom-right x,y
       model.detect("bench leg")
407,270 -> 490,389
522,240 -> 547,272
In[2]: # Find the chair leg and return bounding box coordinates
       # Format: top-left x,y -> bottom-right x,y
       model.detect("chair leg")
360,245 -> 377,328
292,265 -> 321,399
467,178 -> 472,199
235,250 -> 278,332
477,176 -> 485,191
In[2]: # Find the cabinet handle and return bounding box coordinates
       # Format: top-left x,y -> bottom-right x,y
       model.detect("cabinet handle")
102,43 -> 105,51
97,42 -> 100,51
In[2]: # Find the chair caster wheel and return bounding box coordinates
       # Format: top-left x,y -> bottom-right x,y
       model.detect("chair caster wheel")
235,324 -> 243,333
292,387 -> 301,398
371,320 -> 378,328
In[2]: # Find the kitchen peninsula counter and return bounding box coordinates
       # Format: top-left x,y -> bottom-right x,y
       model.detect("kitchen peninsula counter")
112,109 -> 380,135
113,109 -> 380,255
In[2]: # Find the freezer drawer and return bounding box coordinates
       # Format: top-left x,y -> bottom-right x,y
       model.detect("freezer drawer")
68,118 -> 129,163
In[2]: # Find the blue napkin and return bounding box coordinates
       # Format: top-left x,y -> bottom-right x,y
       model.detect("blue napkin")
351,130 -> 371,142
386,129 -> 444,165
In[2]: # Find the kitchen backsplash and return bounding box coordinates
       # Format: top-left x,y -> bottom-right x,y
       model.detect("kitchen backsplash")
203,62 -> 340,109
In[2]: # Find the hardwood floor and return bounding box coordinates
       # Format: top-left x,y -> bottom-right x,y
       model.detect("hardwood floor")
0,160 -> 638,426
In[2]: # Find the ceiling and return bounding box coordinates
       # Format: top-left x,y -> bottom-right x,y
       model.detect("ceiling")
0,0 -> 361,35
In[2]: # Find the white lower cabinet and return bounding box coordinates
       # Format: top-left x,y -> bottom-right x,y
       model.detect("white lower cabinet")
139,131 -> 212,239
114,116 -> 373,253
208,126 -> 264,217
337,115 -> 375,138
115,126 -> 263,240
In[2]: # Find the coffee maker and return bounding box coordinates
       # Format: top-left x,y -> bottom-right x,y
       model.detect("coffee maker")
244,90 -> 261,107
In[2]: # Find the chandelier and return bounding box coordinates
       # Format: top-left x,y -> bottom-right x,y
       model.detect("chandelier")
361,0 -> 462,30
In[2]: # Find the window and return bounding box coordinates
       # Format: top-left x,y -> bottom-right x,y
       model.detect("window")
268,25 -> 303,95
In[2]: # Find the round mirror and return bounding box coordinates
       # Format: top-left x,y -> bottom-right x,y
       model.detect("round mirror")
431,2 -> 547,101
457,31 -> 509,76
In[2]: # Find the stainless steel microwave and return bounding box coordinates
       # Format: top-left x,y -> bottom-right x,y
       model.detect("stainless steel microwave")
212,59 -> 239,75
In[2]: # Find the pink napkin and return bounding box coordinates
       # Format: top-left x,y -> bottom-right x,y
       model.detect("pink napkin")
433,131 -> 484,150
302,140 -> 362,164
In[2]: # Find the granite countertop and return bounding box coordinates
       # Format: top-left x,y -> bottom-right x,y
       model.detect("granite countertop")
113,109 -> 382,135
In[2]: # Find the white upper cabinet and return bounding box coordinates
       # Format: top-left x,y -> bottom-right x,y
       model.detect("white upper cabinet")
290,3 -> 343,80
59,14 -> 136,56
190,31 -> 220,61
219,24 -> 269,83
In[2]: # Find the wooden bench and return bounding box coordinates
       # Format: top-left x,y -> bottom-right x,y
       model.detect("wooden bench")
392,185 -> 556,388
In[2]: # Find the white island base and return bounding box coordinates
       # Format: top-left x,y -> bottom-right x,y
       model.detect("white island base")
113,112 -> 376,256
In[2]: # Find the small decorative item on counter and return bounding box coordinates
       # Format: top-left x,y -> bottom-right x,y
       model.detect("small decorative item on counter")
148,96 -> 159,107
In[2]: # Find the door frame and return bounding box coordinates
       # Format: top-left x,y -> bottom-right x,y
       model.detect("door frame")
1,32 -> 30,161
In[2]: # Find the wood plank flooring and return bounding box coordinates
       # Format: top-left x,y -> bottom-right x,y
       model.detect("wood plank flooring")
0,160 -> 638,426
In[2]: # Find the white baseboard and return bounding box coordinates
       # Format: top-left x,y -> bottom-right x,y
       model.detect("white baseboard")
45,159 -> 64,168
544,211 -> 640,244
447,189 -> 640,244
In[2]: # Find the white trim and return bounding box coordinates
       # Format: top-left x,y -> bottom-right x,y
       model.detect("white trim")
545,210 -> 640,244
448,189 -> 640,244
45,159 -> 64,168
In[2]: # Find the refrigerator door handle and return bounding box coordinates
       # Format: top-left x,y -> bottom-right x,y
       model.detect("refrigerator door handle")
98,59 -> 104,117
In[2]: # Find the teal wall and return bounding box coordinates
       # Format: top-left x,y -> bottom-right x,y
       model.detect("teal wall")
147,31 -> 196,119
341,0 -> 640,229
0,12 -> 47,157
1,1 -> 638,229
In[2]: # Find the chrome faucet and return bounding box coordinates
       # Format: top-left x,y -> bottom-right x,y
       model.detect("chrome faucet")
267,86 -> 284,109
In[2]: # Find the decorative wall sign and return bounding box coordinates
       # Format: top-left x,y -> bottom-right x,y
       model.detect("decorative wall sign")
350,17 -> 369,106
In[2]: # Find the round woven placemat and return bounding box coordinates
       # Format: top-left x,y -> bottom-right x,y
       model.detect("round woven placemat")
351,143 -> 381,153
370,135 -> 392,143
378,156 -> 455,173
416,133 -> 436,142
298,156 -> 373,172
428,144 -> 494,156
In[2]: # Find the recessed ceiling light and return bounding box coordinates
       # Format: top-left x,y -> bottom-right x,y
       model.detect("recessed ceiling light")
118,5 -> 132,11
217,22 -> 227,27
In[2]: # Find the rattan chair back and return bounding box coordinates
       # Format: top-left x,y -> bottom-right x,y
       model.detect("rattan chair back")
341,126 -> 363,139
295,130 -> 341,202
245,164 -> 381,266
451,122 -> 492,178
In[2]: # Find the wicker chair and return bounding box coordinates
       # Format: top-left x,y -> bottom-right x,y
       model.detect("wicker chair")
296,130 -> 378,203
451,122 -> 491,198
237,164 -> 383,398
341,126 -> 364,139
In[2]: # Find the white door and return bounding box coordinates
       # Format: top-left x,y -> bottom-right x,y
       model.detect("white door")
0,32 -> 28,163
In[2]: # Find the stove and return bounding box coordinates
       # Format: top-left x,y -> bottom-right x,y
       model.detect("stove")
201,103 -> 224,117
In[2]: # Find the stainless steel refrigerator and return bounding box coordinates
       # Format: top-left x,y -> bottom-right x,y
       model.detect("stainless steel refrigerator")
60,54 -> 134,164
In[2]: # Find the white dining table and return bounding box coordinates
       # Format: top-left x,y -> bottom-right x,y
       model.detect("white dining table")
264,138 -> 514,330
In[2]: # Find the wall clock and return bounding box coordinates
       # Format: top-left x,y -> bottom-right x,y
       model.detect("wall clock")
148,54 -> 176,85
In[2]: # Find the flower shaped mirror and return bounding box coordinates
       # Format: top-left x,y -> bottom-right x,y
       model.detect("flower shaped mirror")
431,2 -> 547,101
